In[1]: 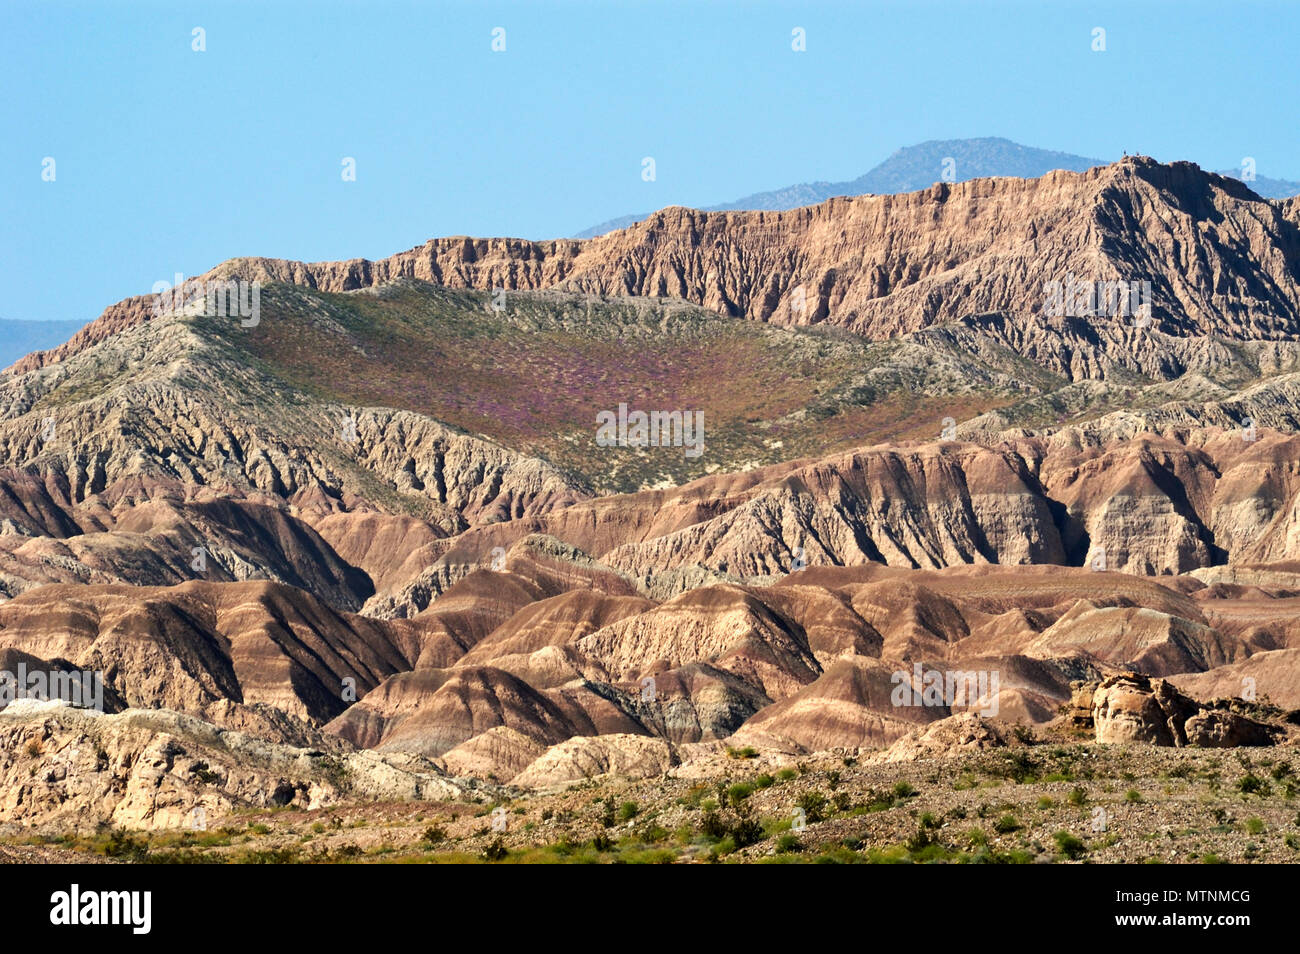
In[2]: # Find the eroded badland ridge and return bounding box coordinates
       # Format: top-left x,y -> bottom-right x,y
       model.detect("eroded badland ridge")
4,157 -> 1300,863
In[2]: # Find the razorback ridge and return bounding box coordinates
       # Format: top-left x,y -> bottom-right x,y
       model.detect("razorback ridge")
16,158 -> 1300,383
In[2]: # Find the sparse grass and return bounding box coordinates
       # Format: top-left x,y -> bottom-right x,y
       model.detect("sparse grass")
18,738 -> 1294,865
211,283 -> 1026,495
994,814 -> 1022,834
726,784 -> 754,807
775,833 -> 802,854
797,792 -> 829,824
1237,774 -> 1271,797
1053,831 -> 1088,860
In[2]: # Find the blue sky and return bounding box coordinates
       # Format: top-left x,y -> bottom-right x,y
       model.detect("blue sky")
3,0 -> 1297,323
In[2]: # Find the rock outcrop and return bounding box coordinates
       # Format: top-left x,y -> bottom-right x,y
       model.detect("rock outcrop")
0,700 -> 479,831
22,158 -> 1300,385
875,713 -> 1010,762
1089,673 -> 1282,747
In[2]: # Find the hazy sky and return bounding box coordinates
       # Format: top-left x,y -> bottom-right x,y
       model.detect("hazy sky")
3,0 -> 1298,322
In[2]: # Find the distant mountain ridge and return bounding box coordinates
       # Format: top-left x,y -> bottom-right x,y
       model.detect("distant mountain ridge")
574,136 -> 1300,237
1211,170 -> 1300,200
0,318 -> 88,371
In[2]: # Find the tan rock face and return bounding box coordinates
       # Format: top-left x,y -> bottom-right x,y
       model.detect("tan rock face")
874,713 -> 1009,762
1091,673 -> 1281,747
732,657 -> 940,752
24,158 -> 1300,385
1093,675 -> 1180,745
439,726 -> 548,782
367,431 -> 1300,583
1183,711 -> 1278,748
1170,648 -> 1300,710
511,734 -> 678,788
0,581 -> 418,727
324,666 -> 577,758
0,702 -> 476,832
573,584 -> 822,701
1067,682 -> 1098,728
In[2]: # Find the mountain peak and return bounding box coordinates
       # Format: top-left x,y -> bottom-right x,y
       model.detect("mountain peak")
574,138 -> 1300,239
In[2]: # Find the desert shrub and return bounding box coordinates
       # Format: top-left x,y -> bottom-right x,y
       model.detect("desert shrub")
677,784 -> 709,808
775,833 -> 802,853
904,824 -> 935,853
1237,774 -> 1270,796
993,814 -> 1021,834
190,762 -> 221,784
1053,831 -> 1087,860
731,815 -> 765,849
727,783 -> 754,807
994,751 -> 1041,783
797,792 -> 828,824
237,847 -> 300,864
700,810 -> 729,840
1013,724 -> 1037,744
639,823 -> 670,843
100,829 -> 149,862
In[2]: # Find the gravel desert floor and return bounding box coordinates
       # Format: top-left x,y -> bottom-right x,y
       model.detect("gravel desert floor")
11,726 -> 1299,865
